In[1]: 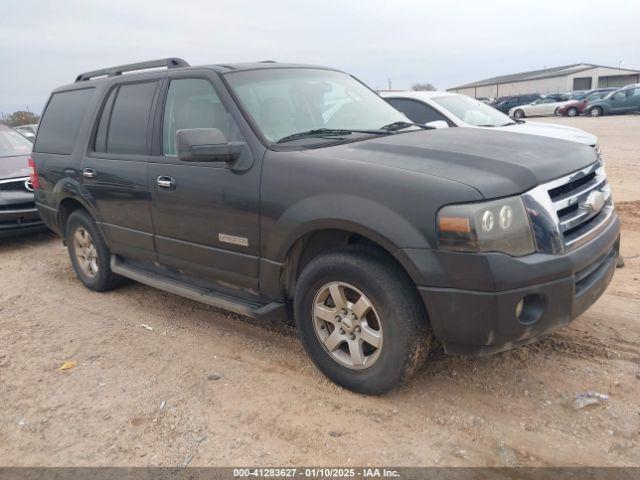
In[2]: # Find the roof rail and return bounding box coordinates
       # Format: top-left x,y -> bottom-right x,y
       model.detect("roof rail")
75,58 -> 189,82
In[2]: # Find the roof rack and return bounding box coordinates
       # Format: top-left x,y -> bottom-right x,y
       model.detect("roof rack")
75,58 -> 189,82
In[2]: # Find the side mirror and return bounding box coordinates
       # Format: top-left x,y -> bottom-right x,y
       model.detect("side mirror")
424,120 -> 449,129
177,128 -> 245,163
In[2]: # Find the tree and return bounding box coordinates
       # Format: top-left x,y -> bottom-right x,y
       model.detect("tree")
411,82 -> 436,92
2,110 -> 40,127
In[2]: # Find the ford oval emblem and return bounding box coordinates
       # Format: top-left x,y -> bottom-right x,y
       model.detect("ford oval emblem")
585,191 -> 605,213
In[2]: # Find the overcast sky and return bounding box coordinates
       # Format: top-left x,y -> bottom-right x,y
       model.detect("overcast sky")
1,0 -> 639,115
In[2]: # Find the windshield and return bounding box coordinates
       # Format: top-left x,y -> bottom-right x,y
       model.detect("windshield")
225,68 -> 408,143
431,95 -> 513,127
0,128 -> 33,157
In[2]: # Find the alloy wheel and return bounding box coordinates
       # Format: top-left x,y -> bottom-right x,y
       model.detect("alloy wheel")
73,227 -> 99,278
312,281 -> 383,370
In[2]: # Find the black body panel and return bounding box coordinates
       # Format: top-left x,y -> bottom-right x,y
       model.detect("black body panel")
32,61 -> 619,356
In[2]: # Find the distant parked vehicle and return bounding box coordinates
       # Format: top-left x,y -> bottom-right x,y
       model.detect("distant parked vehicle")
382,91 -> 597,145
0,124 -> 45,236
509,96 -> 575,118
556,89 -> 616,117
13,124 -> 38,142
545,93 -> 574,102
492,94 -> 541,114
476,96 -> 494,104
585,84 -> 640,117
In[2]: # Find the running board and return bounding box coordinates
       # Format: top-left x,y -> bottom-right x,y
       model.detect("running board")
110,256 -> 288,322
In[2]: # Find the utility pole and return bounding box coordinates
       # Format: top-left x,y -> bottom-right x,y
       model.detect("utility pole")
387,78 -> 392,91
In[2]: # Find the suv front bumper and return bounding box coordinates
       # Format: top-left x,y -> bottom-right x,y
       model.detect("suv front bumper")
410,213 -> 620,355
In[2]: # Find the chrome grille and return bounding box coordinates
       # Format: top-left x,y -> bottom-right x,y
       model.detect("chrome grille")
0,177 -> 30,192
522,161 -> 614,254
549,163 -> 612,250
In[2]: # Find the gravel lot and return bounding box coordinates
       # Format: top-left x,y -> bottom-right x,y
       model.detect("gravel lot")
1,115 -> 639,467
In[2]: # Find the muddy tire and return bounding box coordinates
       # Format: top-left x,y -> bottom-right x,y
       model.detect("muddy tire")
66,209 -> 126,292
293,246 -> 432,395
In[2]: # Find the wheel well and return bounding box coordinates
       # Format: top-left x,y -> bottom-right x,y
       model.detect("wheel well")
281,229 -> 408,299
58,198 -> 86,238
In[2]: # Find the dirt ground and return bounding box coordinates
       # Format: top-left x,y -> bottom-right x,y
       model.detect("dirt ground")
1,115 -> 639,467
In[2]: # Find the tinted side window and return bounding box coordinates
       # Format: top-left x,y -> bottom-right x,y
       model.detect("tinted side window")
34,88 -> 94,154
104,82 -> 157,155
162,78 -> 245,156
94,87 -> 117,153
386,98 -> 449,125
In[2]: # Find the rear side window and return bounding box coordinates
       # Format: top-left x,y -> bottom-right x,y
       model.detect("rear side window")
94,81 -> 157,155
34,88 -> 94,154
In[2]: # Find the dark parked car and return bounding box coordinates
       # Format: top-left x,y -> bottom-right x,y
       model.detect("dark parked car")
585,84 -> 640,117
0,124 -> 45,236
492,94 -> 542,113
556,89 -> 617,116
33,58 -> 619,394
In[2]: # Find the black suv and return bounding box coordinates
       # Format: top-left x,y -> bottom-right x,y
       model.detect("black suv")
33,59 -> 620,394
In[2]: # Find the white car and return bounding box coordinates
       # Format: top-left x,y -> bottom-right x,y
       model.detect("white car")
13,124 -> 38,142
380,91 -> 597,146
507,97 -> 574,118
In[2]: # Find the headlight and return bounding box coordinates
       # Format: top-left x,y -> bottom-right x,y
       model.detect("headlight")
437,196 -> 535,256
594,143 -> 604,167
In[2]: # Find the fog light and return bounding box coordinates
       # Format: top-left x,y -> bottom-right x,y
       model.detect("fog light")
516,294 -> 546,325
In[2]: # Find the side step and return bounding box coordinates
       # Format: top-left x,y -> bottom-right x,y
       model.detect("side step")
110,256 -> 288,322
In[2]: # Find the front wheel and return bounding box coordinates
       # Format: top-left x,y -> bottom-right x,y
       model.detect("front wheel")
589,106 -> 603,117
293,247 -> 432,395
567,107 -> 579,117
513,109 -> 525,119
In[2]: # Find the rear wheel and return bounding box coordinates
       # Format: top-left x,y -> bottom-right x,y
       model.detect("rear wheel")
293,247 -> 432,395
567,107 -> 579,117
66,209 -> 125,292
513,109 -> 525,119
589,106 -> 603,117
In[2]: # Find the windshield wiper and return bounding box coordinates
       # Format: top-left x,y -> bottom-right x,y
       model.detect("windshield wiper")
276,128 -> 386,144
379,121 -> 432,132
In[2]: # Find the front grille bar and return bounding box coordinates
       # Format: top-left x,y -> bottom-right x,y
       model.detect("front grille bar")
522,161 -> 615,254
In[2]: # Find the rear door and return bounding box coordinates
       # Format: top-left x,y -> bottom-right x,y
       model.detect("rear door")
147,73 -> 263,292
82,80 -> 159,261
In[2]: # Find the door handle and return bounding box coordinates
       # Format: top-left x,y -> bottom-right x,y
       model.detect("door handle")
83,168 -> 97,179
157,176 -> 175,190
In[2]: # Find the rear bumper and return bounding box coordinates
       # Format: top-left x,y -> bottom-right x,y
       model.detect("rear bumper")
411,214 -> 620,355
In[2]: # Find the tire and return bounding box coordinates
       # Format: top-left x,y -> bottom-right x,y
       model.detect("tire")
554,107 -> 561,116
66,209 -> 125,292
293,246 -> 432,395
567,107 -> 578,117
589,106 -> 603,117
513,109 -> 525,119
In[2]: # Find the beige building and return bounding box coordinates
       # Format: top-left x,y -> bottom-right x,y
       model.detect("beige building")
447,63 -> 640,99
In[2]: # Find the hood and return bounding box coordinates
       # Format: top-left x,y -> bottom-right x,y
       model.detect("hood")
491,121 -> 597,146
306,128 -> 598,199
0,154 -> 30,179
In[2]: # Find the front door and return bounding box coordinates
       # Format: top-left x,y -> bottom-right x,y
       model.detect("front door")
607,89 -> 633,113
82,80 -> 159,261
147,75 -> 263,293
